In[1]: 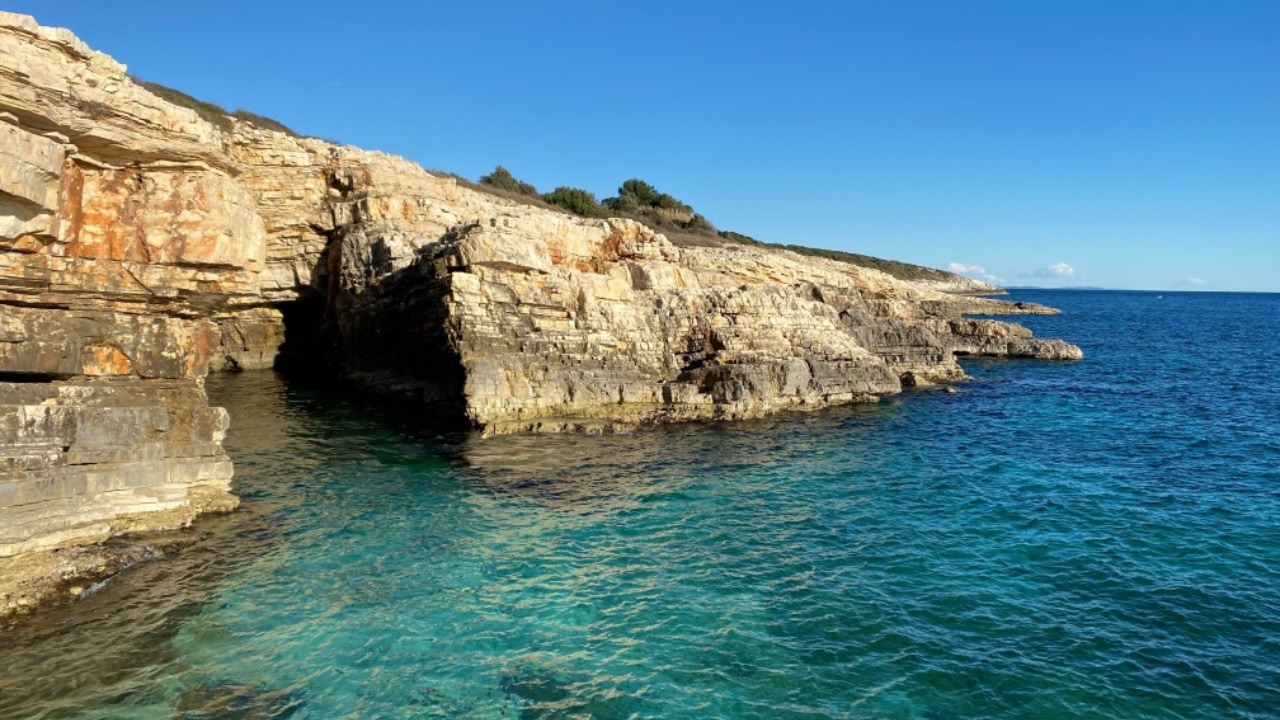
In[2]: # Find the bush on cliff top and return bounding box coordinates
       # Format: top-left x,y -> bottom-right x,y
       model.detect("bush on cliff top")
606,179 -> 693,216
480,166 -> 538,196
601,179 -> 714,235
543,186 -> 605,217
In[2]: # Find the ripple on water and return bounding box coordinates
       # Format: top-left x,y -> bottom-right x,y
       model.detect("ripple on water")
2,290 -> 1279,719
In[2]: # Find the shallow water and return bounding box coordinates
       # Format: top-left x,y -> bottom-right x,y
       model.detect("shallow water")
2,290 -> 1278,719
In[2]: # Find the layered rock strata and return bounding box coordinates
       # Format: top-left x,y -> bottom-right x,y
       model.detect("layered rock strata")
0,13 -> 1080,618
0,12 -> 249,618
318,164 -> 1079,433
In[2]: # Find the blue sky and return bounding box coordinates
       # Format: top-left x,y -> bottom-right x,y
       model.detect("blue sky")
13,1 -> 1278,291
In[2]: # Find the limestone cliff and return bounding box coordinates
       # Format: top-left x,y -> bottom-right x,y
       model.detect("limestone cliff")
313,154 -> 1077,434
0,13 -> 259,618
0,13 -> 1079,618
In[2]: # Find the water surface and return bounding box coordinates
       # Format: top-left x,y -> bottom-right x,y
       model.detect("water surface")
2,290 -> 1278,719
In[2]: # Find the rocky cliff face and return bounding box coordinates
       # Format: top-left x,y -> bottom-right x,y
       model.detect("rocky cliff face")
0,13 -> 250,617
0,13 -> 1079,618
318,159 -> 1078,434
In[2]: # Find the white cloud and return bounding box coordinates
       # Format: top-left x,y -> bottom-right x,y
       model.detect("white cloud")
1022,262 -> 1076,279
1187,277 -> 1205,286
948,262 -> 1003,284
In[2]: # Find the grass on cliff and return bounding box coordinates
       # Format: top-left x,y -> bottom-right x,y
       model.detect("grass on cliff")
708,232 -> 958,282
130,77 -> 302,137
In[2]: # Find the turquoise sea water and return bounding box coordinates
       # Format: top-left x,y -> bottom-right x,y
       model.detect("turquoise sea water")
2,289 -> 1278,719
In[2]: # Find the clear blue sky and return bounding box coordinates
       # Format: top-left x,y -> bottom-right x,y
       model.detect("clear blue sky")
13,1 -> 1278,291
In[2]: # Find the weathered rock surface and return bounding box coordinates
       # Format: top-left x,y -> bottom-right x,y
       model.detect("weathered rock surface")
0,13 -> 1080,619
320,170 -> 1080,433
0,12 -> 248,619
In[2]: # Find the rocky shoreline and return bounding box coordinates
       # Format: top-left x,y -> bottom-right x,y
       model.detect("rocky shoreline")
0,12 -> 1080,623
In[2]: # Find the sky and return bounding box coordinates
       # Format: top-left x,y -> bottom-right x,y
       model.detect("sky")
11,1 -> 1278,291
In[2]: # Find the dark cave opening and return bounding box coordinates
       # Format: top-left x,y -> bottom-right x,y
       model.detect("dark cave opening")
270,294 -> 331,378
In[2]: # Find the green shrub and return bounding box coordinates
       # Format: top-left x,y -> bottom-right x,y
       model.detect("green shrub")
543,186 -> 603,217
602,193 -> 640,214
654,193 -> 691,214
602,178 -> 709,233
619,179 -> 659,206
480,166 -> 538,196
606,179 -> 693,215
684,213 -> 716,233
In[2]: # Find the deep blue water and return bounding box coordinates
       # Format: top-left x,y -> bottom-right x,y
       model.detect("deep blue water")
2,290 -> 1278,719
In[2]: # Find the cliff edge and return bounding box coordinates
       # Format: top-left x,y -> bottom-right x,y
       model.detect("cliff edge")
0,13 -> 1080,620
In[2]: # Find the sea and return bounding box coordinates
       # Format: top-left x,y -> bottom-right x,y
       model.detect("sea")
1,289 -> 1277,719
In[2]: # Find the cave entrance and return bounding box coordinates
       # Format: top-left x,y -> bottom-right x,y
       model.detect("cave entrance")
272,294 -> 330,377
212,292 -> 471,430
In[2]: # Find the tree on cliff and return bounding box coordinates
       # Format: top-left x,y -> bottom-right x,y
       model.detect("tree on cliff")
604,179 -> 693,216
620,179 -> 660,206
543,186 -> 604,217
601,178 -> 709,234
479,166 -> 538,196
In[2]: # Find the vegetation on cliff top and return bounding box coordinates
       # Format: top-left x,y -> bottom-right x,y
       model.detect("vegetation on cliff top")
712,232 -> 959,282
543,186 -> 608,218
131,77 -> 300,137
126,75 -> 969,285
477,167 -> 962,283
479,166 -> 538,196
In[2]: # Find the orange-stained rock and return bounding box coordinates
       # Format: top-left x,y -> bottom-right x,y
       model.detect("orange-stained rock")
62,165 -> 265,272
80,343 -> 132,376
0,13 -> 244,620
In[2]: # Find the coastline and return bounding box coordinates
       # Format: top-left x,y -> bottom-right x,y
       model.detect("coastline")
0,11 -> 1078,624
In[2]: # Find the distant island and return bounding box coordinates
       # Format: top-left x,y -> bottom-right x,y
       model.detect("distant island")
1004,285 -> 1116,291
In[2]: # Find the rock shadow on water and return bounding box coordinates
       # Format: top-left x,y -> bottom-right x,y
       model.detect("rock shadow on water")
174,680 -> 305,720
0,504 -> 285,719
454,429 -> 693,509
450,403 -> 896,511
213,369 -> 904,516
499,662 -> 640,720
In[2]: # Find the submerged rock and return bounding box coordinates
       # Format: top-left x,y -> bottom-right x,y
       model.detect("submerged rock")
499,663 -> 638,720
174,681 -> 305,720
